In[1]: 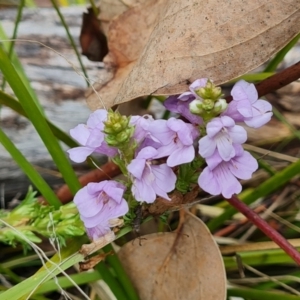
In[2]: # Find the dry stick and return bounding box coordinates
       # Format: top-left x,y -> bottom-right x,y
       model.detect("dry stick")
227,195 -> 300,266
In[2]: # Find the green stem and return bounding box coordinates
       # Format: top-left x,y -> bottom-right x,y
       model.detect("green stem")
50,0 -> 90,87
1,0 -> 25,90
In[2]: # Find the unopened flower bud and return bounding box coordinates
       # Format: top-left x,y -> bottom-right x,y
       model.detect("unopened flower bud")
202,99 -> 215,111
103,110 -> 133,148
195,80 -> 222,101
189,99 -> 203,114
213,99 -> 228,114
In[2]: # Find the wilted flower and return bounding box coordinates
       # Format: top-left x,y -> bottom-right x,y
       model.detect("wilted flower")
73,181 -> 128,240
223,80 -> 273,128
127,146 -> 176,203
67,110 -> 118,163
198,145 -> 258,198
199,116 -> 247,161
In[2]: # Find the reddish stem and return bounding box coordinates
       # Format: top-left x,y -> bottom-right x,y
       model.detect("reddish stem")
227,195 -> 300,266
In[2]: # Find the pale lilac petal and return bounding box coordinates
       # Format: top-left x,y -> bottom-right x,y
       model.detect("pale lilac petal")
87,109 -> 107,128
127,158 -> 146,179
136,146 -> 158,160
205,149 -> 223,170
244,100 -> 273,128
229,151 -> 258,179
199,135 -> 217,158
86,128 -> 105,147
178,91 -> 194,101
148,120 -> 173,145
70,124 -> 90,145
237,100 -> 253,118
189,78 -> 208,91
220,116 -> 236,127
222,101 -> 244,122
96,143 -> 118,157
206,118 -> 224,137
86,181 -> 106,194
151,164 -> 176,200
228,125 -> 247,144
104,182 -> 126,203
245,112 -> 272,128
67,147 -> 94,163
154,143 -> 177,159
167,146 -> 195,167
132,179 -> 156,203
220,172 -> 242,198
231,80 -> 258,103
198,167 -> 221,196
216,135 -> 235,161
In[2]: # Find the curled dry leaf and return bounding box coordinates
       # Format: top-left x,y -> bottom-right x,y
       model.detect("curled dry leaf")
87,0 -> 300,111
118,211 -> 226,300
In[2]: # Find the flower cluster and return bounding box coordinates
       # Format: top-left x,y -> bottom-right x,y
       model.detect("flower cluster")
68,79 -> 272,241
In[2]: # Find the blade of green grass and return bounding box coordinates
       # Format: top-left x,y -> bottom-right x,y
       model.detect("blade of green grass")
50,0 -> 89,86
273,107 -> 300,140
227,287 -> 300,300
0,237 -> 85,300
34,271 -> 101,294
104,244 -> 140,300
0,90 -> 78,148
264,33 -> 300,72
0,128 -> 61,208
0,45 -> 81,195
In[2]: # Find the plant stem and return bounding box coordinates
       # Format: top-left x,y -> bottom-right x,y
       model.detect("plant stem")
227,195 -> 300,266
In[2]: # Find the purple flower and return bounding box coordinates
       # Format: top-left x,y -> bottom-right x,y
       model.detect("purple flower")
148,118 -> 199,167
67,109 -> 118,163
178,78 -> 208,100
199,116 -> 247,161
223,80 -> 273,128
130,115 -> 154,144
164,95 -> 203,124
198,145 -> 258,198
127,146 -> 176,203
163,78 -> 208,125
74,180 -> 128,240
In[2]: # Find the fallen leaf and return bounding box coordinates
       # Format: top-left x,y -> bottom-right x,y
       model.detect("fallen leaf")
87,0 -> 300,111
118,211 -> 226,300
80,8 -> 108,61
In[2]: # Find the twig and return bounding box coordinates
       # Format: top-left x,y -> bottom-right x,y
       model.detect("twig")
227,195 -> 300,266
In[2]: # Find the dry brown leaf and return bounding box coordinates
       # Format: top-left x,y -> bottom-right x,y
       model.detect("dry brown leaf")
87,0 -> 300,111
118,211 -> 226,300
98,0 -> 149,35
